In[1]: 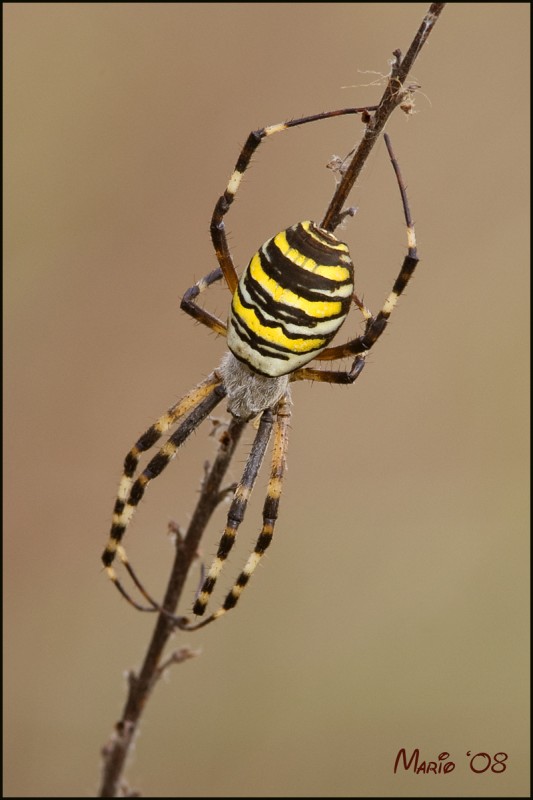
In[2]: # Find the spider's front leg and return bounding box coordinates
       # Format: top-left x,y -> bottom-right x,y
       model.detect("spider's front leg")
178,393 -> 292,631
102,372 -> 227,611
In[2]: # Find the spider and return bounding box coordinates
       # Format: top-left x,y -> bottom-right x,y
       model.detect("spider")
102,107 -> 419,631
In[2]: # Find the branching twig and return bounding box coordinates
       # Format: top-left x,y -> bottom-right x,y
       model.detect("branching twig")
322,2 -> 445,231
98,4 -> 445,796
99,418 -> 245,797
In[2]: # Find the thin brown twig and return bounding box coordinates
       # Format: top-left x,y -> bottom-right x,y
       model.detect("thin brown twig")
322,2 -> 445,232
98,4 -> 445,796
99,418 -> 245,797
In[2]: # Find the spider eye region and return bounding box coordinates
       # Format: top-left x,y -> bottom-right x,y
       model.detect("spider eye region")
227,221 -> 354,377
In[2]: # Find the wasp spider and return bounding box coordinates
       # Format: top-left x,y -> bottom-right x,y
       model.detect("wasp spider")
102,108 -> 419,630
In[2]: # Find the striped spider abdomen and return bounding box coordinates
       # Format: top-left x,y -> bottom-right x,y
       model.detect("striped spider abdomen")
227,220 -> 355,377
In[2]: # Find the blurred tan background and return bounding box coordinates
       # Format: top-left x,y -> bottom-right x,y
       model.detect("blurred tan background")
4,3 -> 529,797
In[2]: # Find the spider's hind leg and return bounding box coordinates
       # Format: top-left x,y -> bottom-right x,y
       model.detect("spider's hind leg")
311,133 -> 420,365
210,105 -> 377,295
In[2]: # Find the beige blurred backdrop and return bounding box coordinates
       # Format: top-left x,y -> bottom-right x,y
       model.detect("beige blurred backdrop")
4,4 -> 529,797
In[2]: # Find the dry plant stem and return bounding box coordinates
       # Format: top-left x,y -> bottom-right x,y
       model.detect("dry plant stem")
99,4 -> 445,796
99,418 -> 246,798
322,2 -> 446,232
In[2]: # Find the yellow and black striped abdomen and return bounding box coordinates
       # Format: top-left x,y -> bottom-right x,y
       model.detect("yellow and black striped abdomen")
227,221 -> 354,377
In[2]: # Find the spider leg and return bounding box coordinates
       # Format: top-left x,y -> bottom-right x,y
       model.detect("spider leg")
179,393 -> 291,631
291,356 -> 367,385
180,267 -> 227,336
352,290 -> 375,323
289,292 -> 372,383
211,106 -> 378,295
107,544 -> 164,612
180,406 -> 275,624
314,132 -> 419,362
102,372 -> 227,610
